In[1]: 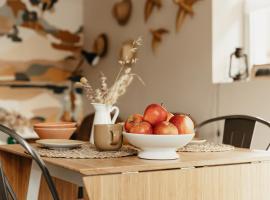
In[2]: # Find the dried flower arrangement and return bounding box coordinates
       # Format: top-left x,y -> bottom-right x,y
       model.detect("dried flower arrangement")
77,37 -> 144,105
0,108 -> 30,132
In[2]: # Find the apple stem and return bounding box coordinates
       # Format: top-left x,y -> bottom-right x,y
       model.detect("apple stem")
161,102 -> 164,107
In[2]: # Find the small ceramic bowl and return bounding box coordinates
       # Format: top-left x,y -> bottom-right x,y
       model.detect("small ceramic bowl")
33,127 -> 77,139
34,122 -> 77,129
123,132 -> 194,160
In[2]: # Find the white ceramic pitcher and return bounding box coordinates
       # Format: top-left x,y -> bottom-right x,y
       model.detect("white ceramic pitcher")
90,103 -> 120,144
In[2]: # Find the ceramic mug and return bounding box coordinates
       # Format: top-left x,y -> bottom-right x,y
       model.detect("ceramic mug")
94,124 -> 123,151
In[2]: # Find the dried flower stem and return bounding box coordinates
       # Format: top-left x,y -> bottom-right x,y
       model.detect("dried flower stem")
77,37 -> 144,105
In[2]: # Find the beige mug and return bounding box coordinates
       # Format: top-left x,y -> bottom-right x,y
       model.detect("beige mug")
94,124 -> 123,151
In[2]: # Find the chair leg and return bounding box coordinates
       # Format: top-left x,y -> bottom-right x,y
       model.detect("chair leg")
266,143 -> 270,151
0,164 -> 9,200
4,176 -> 17,200
77,186 -> 84,200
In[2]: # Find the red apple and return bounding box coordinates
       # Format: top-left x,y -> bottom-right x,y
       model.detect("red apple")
129,121 -> 153,134
169,114 -> 194,134
143,104 -> 168,126
153,121 -> 178,135
166,112 -> 174,121
124,114 -> 143,132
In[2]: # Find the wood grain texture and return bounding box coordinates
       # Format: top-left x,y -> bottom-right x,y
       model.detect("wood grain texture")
0,150 -> 81,200
38,176 -> 78,200
1,145 -> 270,176
2,145 -> 270,200
0,150 -> 31,200
83,162 -> 270,200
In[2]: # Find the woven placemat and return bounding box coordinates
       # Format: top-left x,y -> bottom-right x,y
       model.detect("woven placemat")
34,144 -> 137,159
178,142 -> 234,152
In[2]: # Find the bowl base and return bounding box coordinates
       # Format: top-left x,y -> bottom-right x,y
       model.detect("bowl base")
138,150 -> 179,160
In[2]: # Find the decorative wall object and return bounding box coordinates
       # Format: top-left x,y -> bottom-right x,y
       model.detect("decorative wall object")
119,40 -> 137,63
93,33 -> 109,58
81,50 -> 99,67
144,0 -> 162,22
0,0 -> 83,82
0,0 -> 84,139
150,28 -> 169,53
229,48 -> 249,81
112,0 -> 132,26
174,0 -> 199,32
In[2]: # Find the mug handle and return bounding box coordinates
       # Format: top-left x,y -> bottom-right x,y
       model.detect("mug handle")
110,106 -> 119,124
110,130 -> 121,145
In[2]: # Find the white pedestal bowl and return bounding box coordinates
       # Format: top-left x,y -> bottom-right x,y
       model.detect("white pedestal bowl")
123,132 -> 194,160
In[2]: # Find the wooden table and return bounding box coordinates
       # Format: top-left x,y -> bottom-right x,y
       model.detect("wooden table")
1,144 -> 270,200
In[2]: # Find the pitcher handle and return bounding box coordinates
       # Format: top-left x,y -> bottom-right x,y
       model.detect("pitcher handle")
110,106 -> 119,124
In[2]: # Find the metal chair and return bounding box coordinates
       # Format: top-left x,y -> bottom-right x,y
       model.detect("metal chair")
0,161 -> 17,200
195,115 -> 270,150
0,124 -> 60,200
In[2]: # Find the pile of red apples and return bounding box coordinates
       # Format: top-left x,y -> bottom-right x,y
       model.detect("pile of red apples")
125,104 -> 194,135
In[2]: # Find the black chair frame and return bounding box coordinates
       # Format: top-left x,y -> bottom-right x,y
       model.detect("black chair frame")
0,124 -> 60,200
0,161 -> 17,200
195,115 -> 270,150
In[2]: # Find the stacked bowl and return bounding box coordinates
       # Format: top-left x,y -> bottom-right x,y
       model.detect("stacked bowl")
33,122 -> 77,139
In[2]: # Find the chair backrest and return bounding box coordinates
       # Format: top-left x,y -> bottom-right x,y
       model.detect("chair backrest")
196,115 -> 270,149
0,124 -> 60,200
72,113 -> 94,141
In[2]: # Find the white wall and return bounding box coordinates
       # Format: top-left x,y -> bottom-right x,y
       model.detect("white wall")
212,0 -> 245,83
83,0 -> 217,139
247,3 -> 270,66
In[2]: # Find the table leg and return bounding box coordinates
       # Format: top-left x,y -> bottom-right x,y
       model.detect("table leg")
26,162 -> 42,200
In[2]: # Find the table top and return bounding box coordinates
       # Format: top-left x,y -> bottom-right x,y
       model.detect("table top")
1,144 -> 270,176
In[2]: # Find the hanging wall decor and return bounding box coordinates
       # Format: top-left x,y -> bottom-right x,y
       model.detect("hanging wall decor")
174,0 -> 199,32
119,40 -> 137,63
93,33 -> 109,58
0,0 -> 83,83
112,0 -> 132,26
150,28 -> 169,53
0,0 -> 84,138
144,0 -> 162,22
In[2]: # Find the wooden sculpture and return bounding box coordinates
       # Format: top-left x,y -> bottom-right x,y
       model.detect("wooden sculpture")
150,28 -> 169,53
112,0 -> 132,26
119,40 -> 137,63
174,0 -> 199,32
144,0 -> 162,22
93,33 -> 109,58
